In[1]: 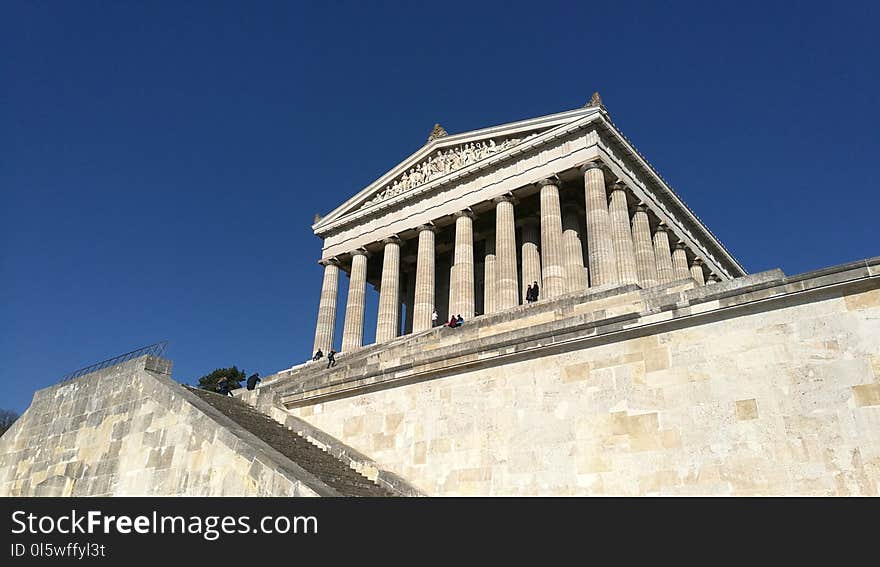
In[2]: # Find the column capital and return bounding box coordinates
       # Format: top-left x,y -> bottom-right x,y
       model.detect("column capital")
416,223 -> 436,233
674,241 -> 687,251
535,176 -> 561,189
609,180 -> 629,193
381,235 -> 401,246
579,160 -> 604,173
318,257 -> 340,267
690,257 -> 703,266
654,222 -> 668,234
454,208 -> 475,219
634,203 -> 649,213
350,247 -> 371,258
493,193 -> 518,205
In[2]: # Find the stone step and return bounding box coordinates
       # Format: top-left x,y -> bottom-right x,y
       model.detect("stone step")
187,387 -> 394,497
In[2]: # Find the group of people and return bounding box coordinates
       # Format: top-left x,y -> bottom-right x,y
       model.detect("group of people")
312,348 -> 337,368
525,281 -> 540,303
310,290 -> 550,370
215,373 -> 261,396
429,308 -> 464,328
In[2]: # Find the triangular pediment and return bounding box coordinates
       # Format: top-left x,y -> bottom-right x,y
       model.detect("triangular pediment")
314,106 -> 603,232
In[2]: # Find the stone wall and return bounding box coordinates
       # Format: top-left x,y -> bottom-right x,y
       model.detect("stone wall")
265,258 -> 880,495
0,356 -> 335,496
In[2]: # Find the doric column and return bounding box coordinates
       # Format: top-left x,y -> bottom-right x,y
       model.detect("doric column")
580,162 -> 618,287
608,182 -> 639,285
375,237 -> 401,344
690,258 -> 706,286
449,210 -> 475,318
494,195 -> 519,309
653,225 -> 675,284
402,265 -> 415,334
520,218 -> 541,302
483,235 -> 497,315
313,259 -> 339,355
631,205 -> 659,289
412,224 -> 436,332
562,204 -> 587,293
341,249 -> 368,352
672,242 -> 691,281
537,178 -> 566,299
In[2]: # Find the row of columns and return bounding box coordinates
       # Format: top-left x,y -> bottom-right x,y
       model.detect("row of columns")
313,161 -> 719,355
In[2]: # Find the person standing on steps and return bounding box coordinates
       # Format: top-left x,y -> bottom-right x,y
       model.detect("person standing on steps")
217,376 -> 232,396
326,349 -> 337,368
432,308 -> 439,327
526,284 -> 534,303
246,373 -> 261,390
531,281 -> 540,302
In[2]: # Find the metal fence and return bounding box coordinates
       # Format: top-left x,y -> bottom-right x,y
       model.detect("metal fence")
59,341 -> 168,383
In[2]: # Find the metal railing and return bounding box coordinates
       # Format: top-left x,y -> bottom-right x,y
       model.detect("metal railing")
59,341 -> 168,383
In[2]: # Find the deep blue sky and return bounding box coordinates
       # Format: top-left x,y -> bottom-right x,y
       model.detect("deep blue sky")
2,1 -> 877,413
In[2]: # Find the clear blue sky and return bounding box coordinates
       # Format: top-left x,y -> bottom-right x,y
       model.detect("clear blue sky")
2,1 -> 877,413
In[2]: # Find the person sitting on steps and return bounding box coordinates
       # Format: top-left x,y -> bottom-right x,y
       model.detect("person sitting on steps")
312,349 -> 323,361
455,314 -> 464,327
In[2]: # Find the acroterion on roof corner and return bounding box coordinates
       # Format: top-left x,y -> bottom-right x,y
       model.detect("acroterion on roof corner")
427,123 -> 449,143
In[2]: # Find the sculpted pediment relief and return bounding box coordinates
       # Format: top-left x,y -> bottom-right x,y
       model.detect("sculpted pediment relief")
314,106 -> 605,231
361,132 -> 540,209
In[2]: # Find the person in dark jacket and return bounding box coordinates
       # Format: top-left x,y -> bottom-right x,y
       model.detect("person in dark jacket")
312,349 -> 323,361
246,373 -> 261,390
326,349 -> 337,368
217,376 -> 232,396
455,314 -> 464,327
531,281 -> 540,302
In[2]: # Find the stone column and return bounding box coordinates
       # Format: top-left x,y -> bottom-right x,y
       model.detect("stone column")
483,235 -> 497,315
448,210 -> 475,318
562,204 -> 587,293
580,162 -> 618,287
690,258 -> 706,286
520,218 -> 541,302
402,266 -> 415,334
375,237 -> 401,344
672,242 -> 691,281
631,205 -> 659,289
412,225 -> 436,332
313,259 -> 339,355
608,182 -> 639,285
538,178 -> 566,299
494,195 -> 519,309
341,250 -> 368,352
653,225 -> 675,284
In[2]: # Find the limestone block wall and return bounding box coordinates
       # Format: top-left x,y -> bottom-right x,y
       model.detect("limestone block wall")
0,356 -> 331,496
283,261 -> 880,495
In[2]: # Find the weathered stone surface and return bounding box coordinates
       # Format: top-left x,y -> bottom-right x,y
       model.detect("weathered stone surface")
260,258 -> 880,495
0,356 -> 331,496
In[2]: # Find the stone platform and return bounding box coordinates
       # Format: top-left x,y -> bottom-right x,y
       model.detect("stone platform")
243,257 -> 880,495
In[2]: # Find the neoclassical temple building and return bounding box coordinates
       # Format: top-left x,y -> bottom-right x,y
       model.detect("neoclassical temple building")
311,93 -> 745,354
3,95 -> 878,496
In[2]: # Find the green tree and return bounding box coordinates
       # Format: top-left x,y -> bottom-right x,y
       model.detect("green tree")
197,366 -> 246,392
0,409 -> 19,437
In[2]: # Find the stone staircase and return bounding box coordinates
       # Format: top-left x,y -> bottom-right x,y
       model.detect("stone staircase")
187,387 -> 395,497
